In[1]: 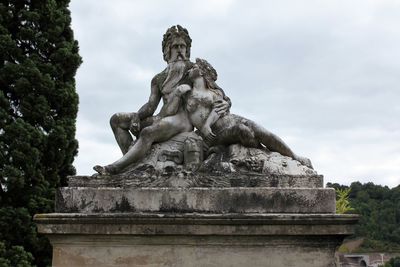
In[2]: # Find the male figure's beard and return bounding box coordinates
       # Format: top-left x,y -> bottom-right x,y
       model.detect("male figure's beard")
162,59 -> 187,93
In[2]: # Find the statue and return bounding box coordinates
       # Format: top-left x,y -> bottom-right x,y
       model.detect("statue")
94,25 -> 312,177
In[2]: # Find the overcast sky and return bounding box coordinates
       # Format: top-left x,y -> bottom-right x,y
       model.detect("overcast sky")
69,0 -> 400,188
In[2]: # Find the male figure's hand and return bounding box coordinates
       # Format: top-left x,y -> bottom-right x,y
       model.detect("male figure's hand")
213,99 -> 230,116
129,113 -> 141,136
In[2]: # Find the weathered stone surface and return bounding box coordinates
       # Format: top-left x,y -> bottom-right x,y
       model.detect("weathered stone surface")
97,143 -> 317,180
35,213 -> 359,236
119,132 -> 204,174
68,173 -> 324,188
94,132 -> 316,181
55,187 -> 336,214
48,242 -> 339,267
34,213 -> 359,267
200,144 -> 315,176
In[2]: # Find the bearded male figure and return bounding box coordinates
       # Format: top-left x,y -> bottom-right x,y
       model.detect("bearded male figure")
93,25 -> 230,175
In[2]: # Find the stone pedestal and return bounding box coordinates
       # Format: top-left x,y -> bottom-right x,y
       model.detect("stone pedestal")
35,175 -> 358,267
35,212 -> 358,267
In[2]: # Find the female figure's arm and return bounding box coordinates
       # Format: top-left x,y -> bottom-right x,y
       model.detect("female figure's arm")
200,94 -> 227,141
200,109 -> 220,139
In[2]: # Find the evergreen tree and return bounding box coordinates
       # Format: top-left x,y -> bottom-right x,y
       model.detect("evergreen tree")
0,0 -> 81,266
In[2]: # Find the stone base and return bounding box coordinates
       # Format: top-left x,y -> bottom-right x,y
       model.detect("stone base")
56,187 -> 336,214
68,173 -> 324,188
35,213 -> 358,267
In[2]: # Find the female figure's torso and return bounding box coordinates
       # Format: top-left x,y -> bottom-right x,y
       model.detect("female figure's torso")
186,86 -> 222,128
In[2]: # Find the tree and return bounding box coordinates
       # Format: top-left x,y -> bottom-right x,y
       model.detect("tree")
384,256 -> 400,267
0,0 -> 81,266
327,182 -> 400,252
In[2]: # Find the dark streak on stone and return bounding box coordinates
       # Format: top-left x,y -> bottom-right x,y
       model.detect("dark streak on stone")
110,196 -> 136,212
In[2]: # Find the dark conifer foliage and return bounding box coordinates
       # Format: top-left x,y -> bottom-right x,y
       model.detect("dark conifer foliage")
0,0 -> 81,265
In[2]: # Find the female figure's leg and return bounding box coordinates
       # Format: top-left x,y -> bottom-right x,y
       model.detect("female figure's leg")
213,115 -> 313,168
207,115 -> 260,149
247,121 -> 312,168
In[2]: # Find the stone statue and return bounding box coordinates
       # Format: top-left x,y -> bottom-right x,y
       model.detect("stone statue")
94,25 -> 312,177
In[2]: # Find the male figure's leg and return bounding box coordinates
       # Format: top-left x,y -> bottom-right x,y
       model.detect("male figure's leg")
110,112 -> 135,154
108,114 -> 193,173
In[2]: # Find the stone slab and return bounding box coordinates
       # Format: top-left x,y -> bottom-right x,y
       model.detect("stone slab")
35,213 -> 358,236
67,174 -> 324,188
55,187 -> 336,214
34,213 -> 359,267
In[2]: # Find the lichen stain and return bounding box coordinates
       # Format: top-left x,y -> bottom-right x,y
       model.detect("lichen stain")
110,196 -> 136,212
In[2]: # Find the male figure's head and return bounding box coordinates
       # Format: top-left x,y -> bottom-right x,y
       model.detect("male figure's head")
162,25 -> 192,63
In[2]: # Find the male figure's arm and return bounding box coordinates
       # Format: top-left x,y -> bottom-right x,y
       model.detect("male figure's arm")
137,76 -> 162,120
214,91 -> 231,116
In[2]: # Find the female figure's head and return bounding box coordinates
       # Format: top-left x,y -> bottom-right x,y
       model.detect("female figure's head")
189,58 -> 220,90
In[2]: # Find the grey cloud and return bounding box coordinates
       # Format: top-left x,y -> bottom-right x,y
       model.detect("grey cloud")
70,0 -> 400,187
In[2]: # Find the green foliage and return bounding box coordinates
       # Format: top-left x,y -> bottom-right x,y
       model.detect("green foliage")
357,239 -> 400,253
0,241 -> 34,267
0,0 -> 81,266
337,244 -> 350,253
384,257 -> 400,267
336,188 -> 354,214
327,182 -> 400,252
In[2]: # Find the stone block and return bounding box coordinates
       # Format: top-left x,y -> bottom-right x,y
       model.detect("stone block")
56,187 -> 336,214
67,174 -> 324,188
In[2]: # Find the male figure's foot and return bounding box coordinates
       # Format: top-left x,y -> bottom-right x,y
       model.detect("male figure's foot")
93,165 -> 117,175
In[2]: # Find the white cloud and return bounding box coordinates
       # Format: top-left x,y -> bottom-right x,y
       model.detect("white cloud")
75,116 -> 121,175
